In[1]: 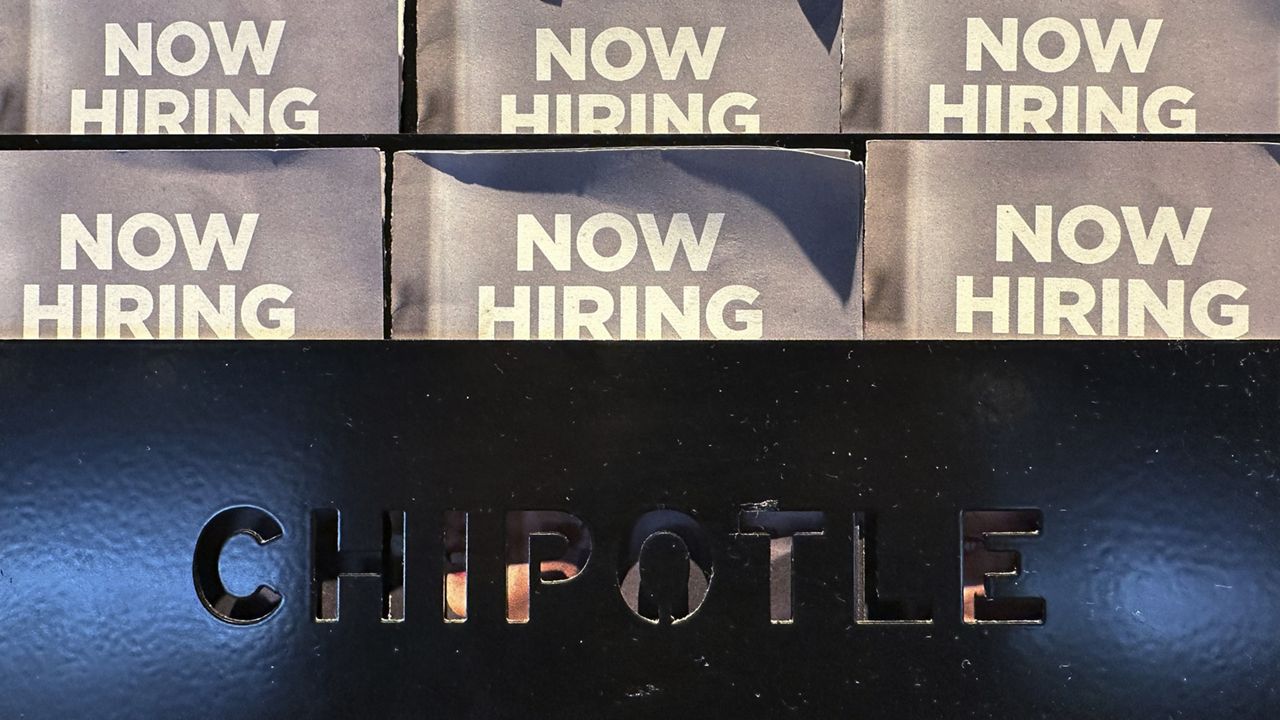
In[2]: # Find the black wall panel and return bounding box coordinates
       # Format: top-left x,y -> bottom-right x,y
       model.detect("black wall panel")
0,341 -> 1275,718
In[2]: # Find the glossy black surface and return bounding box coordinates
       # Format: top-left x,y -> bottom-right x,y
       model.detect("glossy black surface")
1,341 -> 1277,718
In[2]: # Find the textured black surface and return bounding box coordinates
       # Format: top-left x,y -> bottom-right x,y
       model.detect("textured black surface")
1,341 -> 1278,718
